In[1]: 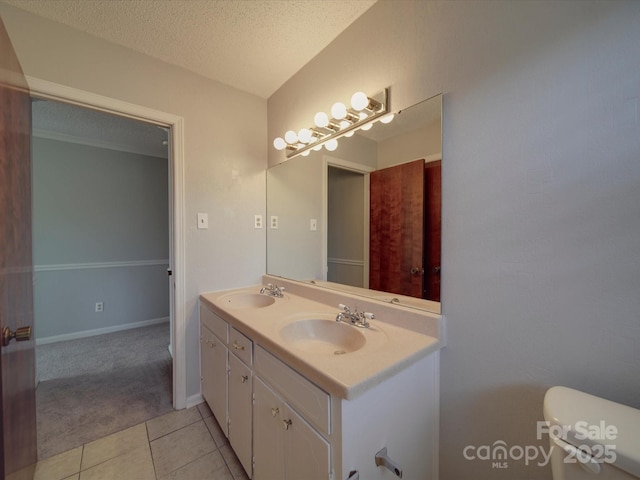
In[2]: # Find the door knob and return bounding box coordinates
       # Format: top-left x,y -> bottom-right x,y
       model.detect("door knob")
410,267 -> 423,275
433,266 -> 441,274
2,326 -> 32,347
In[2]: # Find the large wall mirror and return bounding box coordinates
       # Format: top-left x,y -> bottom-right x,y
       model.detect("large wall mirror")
267,94 -> 442,313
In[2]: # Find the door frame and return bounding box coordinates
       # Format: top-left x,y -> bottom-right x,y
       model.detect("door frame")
322,156 -> 374,286
26,76 -> 187,409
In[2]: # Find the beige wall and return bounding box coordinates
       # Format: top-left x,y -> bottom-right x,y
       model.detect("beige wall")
269,1 -> 640,479
0,3 -> 267,402
377,120 -> 441,169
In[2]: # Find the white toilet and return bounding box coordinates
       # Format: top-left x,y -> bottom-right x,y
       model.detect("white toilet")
543,386 -> 640,479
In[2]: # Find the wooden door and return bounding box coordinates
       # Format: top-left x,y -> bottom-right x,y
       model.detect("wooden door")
0,17 -> 38,480
423,161 -> 441,302
370,159 -> 424,298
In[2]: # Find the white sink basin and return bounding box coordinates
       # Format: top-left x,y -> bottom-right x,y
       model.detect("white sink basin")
219,293 -> 276,309
279,318 -> 366,355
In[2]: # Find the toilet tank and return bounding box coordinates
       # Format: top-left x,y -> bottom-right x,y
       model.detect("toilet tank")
543,386 -> 640,480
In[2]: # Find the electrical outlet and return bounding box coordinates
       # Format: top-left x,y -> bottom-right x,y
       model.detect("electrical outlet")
254,215 -> 263,229
270,216 -> 279,229
95,302 -> 104,312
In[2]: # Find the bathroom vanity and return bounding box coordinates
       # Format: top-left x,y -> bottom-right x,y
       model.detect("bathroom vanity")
199,276 -> 443,480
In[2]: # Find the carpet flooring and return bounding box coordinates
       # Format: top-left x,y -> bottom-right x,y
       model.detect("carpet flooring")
36,323 -> 173,459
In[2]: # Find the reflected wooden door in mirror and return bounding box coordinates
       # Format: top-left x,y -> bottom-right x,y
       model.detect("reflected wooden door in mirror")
370,159 -> 424,298
369,159 -> 441,302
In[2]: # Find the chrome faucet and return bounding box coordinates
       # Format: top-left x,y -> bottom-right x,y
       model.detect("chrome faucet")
335,304 -> 374,328
259,283 -> 285,298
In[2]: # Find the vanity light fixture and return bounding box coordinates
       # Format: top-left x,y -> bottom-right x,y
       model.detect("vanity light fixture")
273,88 -> 390,159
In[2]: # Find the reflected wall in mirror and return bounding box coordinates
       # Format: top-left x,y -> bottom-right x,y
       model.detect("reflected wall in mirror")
267,94 -> 442,313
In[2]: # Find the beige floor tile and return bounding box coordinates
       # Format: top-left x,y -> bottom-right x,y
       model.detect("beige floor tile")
81,423 -> 148,471
146,406 -> 202,441
63,475 -> 80,480
151,420 -> 216,477
158,450 -> 233,480
34,446 -> 82,480
204,415 -> 228,448
80,444 -> 155,480
197,401 -> 214,419
220,444 -> 250,480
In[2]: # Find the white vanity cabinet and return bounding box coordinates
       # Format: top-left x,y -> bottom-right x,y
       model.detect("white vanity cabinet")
200,292 -> 441,480
228,329 -> 253,477
200,305 -> 254,477
199,306 -> 228,436
253,354 -> 331,480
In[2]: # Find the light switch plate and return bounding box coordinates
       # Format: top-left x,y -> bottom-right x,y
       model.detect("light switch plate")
197,213 -> 208,229
310,219 -> 317,231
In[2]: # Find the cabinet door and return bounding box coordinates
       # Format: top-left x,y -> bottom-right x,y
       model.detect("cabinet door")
253,377 -> 285,480
200,324 -> 228,436
284,404 -> 331,480
228,353 -> 252,477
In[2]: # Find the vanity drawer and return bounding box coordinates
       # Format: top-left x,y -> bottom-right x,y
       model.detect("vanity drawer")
255,346 -> 330,436
200,304 -> 229,344
229,327 -> 253,366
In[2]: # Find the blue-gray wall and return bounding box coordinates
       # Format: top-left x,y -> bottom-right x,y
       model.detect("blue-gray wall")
33,136 -> 169,340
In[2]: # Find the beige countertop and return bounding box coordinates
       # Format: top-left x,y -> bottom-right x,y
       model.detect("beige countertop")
200,280 -> 442,400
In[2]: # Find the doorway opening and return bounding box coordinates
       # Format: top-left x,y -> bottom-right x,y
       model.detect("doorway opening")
26,77 -> 186,459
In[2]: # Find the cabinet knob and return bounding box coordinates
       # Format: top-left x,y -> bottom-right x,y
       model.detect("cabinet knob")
207,339 -> 215,348
241,375 -> 248,383
232,340 -> 245,351
271,407 -> 279,418
283,419 -> 292,430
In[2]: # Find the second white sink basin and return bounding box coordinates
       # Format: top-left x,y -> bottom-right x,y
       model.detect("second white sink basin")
219,293 -> 276,309
279,318 -> 366,355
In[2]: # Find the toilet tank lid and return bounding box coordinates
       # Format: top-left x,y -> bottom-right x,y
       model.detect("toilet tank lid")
543,386 -> 640,477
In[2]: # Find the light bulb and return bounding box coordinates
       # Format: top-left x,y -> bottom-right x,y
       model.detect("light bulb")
284,130 -> 298,144
312,144 -> 323,151
273,137 -> 286,150
339,120 -> 350,130
325,139 -> 338,151
301,149 -> 311,156
331,102 -> 347,120
298,128 -> 312,143
345,131 -> 355,137
351,91 -> 369,111
359,112 -> 368,121
314,112 -> 329,128
360,123 -> 373,131
380,114 -> 395,124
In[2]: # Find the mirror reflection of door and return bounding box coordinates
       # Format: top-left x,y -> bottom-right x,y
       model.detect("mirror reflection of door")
327,166 -> 367,288
369,158 -> 441,301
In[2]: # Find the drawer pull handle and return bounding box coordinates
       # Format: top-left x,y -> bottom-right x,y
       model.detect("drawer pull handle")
206,339 -> 215,348
232,340 -> 245,351
271,407 -> 279,418
283,419 -> 292,430
241,375 -> 248,383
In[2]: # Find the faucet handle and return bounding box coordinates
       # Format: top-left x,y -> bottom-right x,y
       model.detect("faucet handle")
338,303 -> 351,314
363,312 -> 375,320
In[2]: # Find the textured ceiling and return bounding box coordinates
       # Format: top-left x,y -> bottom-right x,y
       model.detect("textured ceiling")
2,0 -> 377,99
7,0 -> 376,157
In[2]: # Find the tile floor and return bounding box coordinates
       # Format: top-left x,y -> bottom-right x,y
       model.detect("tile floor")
33,402 -> 250,480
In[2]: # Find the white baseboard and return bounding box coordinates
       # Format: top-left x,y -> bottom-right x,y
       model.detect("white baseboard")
186,393 -> 204,410
36,317 -> 170,345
